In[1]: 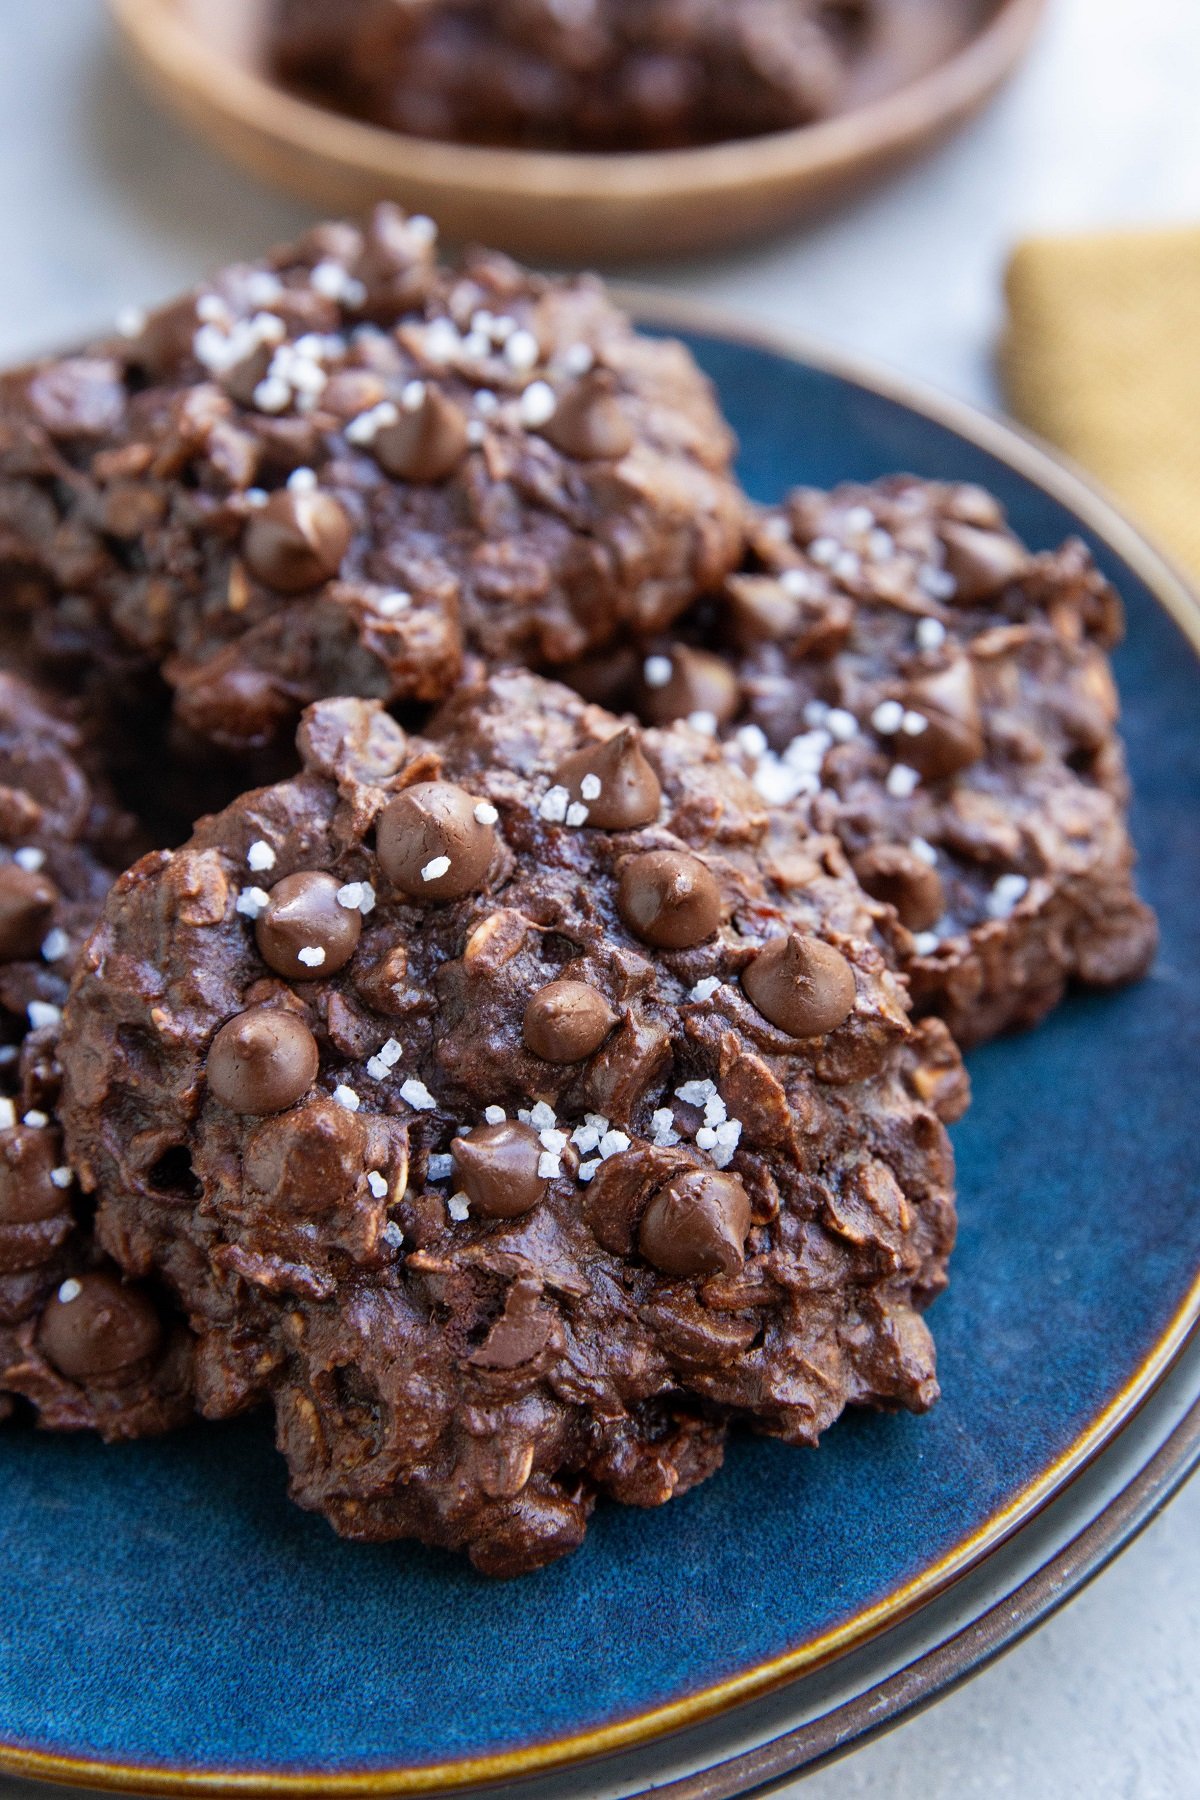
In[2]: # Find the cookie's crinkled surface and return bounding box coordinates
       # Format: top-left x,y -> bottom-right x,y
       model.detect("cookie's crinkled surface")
0,672 -> 192,1438
0,205 -> 742,754
569,477 -> 1159,1046
271,0 -> 872,152
61,670 -> 960,1574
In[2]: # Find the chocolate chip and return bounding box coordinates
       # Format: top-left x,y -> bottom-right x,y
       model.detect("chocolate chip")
553,727 -> 661,829
853,845 -> 945,933
723,573 -> 804,646
636,646 -> 741,728
638,1169 -> 751,1277
451,1121 -> 546,1217
539,373 -> 634,461
902,658 -> 985,780
206,1005 -> 319,1114
376,780 -> 498,900
374,387 -> 469,482
255,871 -> 362,980
617,850 -> 722,949
0,1130 -> 64,1226
939,523 -> 1029,603
741,934 -> 856,1037
469,1276 -> 553,1368
0,862 -> 59,961
523,980 -> 617,1063
243,489 -> 351,592
131,295 -> 201,377
38,1271 -> 162,1383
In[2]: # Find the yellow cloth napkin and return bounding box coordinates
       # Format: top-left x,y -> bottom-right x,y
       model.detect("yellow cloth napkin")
1001,223 -> 1200,581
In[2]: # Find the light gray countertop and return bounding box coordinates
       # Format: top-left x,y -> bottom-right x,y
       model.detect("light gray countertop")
1,2 -> 1198,1794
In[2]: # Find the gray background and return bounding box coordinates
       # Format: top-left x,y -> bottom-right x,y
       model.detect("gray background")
1,1 -> 1198,1794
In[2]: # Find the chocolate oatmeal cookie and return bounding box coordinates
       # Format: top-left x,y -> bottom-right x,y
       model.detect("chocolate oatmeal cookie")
60,670 -> 961,1574
272,0 -> 873,152
0,673 -> 191,1437
0,206 -> 741,756
572,479 -> 1158,1046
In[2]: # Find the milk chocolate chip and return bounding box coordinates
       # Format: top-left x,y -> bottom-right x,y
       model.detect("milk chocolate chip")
741,934 -> 856,1037
637,646 -> 740,728
553,728 -> 661,829
938,523 -> 1029,603
243,488 -> 351,592
206,1005 -> 319,1114
374,387 -> 469,482
38,1272 -> 162,1383
523,980 -> 617,1063
617,850 -> 722,949
853,845 -> 945,933
0,862 -> 58,960
451,1121 -> 546,1218
377,781 -> 497,901
255,871 -> 362,980
902,659 -> 985,780
539,373 -> 634,461
639,1169 -> 751,1278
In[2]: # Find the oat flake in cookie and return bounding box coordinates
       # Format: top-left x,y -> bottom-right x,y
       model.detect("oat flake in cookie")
0,205 -> 742,755
588,478 -> 1158,1047
0,672 -> 191,1438
61,670 -> 962,1576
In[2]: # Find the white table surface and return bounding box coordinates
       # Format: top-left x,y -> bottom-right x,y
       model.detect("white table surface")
1,2 -> 1198,1795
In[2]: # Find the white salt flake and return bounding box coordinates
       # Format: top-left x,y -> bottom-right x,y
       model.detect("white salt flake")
116,305 -> 147,339
689,976 -> 722,1002
447,1193 -> 471,1222
598,1130 -> 630,1160
381,1220 -> 404,1248
400,1078 -> 438,1112
781,567 -> 816,599
910,838 -> 939,866
919,566 -> 957,601
378,1038 -> 403,1067
579,774 -> 602,801
886,764 -> 920,799
529,1101 -> 557,1131
577,1158 -> 600,1183
538,785 -> 570,824
539,1129 -> 568,1154
474,388 -> 499,416
23,1111 -> 49,1128
252,377 -> 291,414
916,617 -> 947,650
711,1120 -> 742,1168
365,1057 -> 390,1081
987,874 -> 1030,920
422,318 -> 461,364
40,928 -> 71,962
427,1153 -> 454,1182
27,1002 -> 61,1031
247,840 -> 276,872
808,536 -> 839,567
376,590 -> 411,618
236,886 -> 271,918
519,381 -> 557,428
0,1099 -> 14,1129
537,1152 -> 562,1179
13,848 -> 45,872
703,1092 -> 728,1127
803,699 -> 830,727
57,1278 -> 82,1304
367,1171 -> 389,1199
50,1166 -> 74,1189
406,214 -> 437,246
346,400 -> 399,444
474,800 -> 499,825
287,466 -> 317,493
913,931 -> 941,956
643,655 -> 672,689
421,855 -> 451,882
401,378 -> 427,412
687,711 -> 718,737
562,342 -> 594,376
332,1085 -> 361,1112
483,1105 -> 506,1125
901,710 -> 929,737
735,724 -> 768,759
871,700 -> 904,735
695,1127 -> 718,1150
505,329 -> 540,371
296,945 -> 326,969
565,802 -> 589,828
336,882 -> 372,913
844,505 -> 875,533
825,707 -> 858,742
571,1124 -> 601,1154
675,1078 -> 716,1106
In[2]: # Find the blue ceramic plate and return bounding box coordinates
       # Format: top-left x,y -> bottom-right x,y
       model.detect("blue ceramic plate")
2,311 -> 1198,1798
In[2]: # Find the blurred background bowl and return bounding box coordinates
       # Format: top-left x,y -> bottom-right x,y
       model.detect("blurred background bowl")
108,0 -> 1047,264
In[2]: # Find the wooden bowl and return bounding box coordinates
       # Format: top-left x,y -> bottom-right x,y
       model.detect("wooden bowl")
108,0 -> 1046,264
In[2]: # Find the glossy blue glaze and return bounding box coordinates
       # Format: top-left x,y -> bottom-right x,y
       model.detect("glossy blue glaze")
2,333 -> 1197,1786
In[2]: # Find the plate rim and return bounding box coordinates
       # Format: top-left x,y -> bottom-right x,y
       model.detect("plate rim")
104,0 -> 1047,259
3,304 -> 1198,1799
